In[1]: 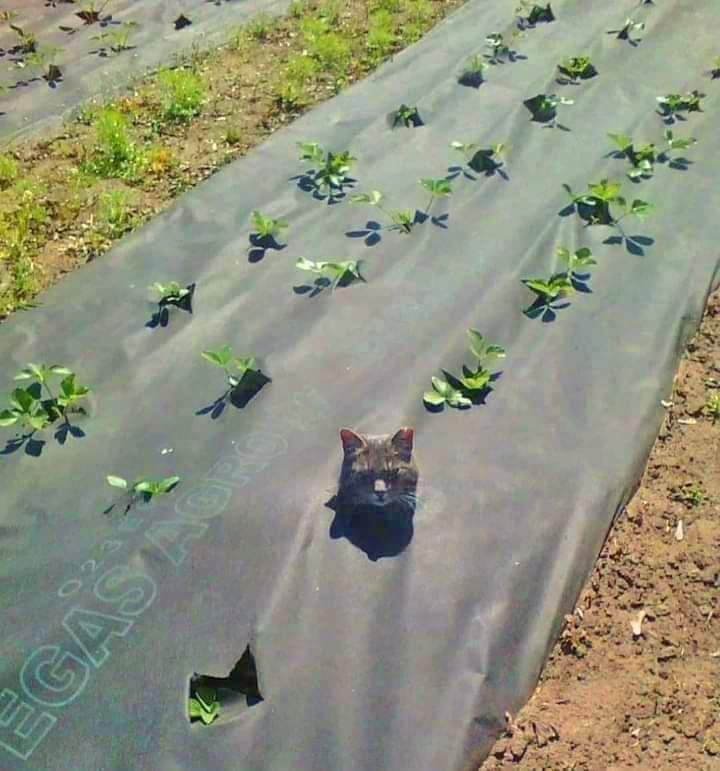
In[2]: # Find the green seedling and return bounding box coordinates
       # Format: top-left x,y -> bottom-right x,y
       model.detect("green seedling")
419,178 -> 452,218
450,141 -> 509,178
523,247 -> 595,312
608,18 -> 644,44
77,1 -> 112,25
392,104 -> 422,128
189,686 -> 220,726
523,93 -> 573,128
0,155 -> 19,190
151,281 -> 191,305
202,345 -> 258,389
656,90 -> 704,123
557,56 -> 597,83
295,257 -> 362,290
92,22 -> 138,53
83,108 -> 143,179
424,329 -> 505,410
349,191 -> 416,234
484,33 -> 519,65
95,189 -> 136,237
459,54 -> 486,87
19,45 -> 63,83
297,142 -> 356,198
516,1 -> 554,27
249,211 -> 287,243
607,133 -> 656,180
106,474 -> 180,516
703,395 -> 720,423
563,179 -> 653,226
671,483 -> 706,508
0,387 -> 52,433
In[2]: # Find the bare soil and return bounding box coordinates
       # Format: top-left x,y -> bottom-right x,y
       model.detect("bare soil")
481,292 -> 720,770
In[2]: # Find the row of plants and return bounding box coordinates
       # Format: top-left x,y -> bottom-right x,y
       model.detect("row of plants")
0,0 -> 463,319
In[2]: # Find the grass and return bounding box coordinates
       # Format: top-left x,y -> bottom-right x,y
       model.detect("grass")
0,0 -> 463,322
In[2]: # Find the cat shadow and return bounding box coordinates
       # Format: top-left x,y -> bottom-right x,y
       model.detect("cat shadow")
325,494 -> 416,561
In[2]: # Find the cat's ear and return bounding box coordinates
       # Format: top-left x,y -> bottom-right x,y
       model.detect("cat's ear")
391,427 -> 414,461
340,428 -> 366,455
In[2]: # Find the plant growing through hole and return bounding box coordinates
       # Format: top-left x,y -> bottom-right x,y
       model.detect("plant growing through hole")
609,130 -> 697,179
524,93 -> 573,127
295,257 -> 362,289
297,142 -> 356,196
189,685 -> 220,725
19,45 -> 64,83
92,22 -> 138,53
608,18 -> 644,44
450,141 -> 509,177
424,329 -> 506,409
77,1 -> 113,25
656,90 -> 704,123
516,1 -> 554,27
484,32 -> 519,64
349,190 -> 416,234
563,179 -> 653,226
106,474 -> 180,515
201,345 -> 259,390
392,104 -> 422,128
8,22 -> 37,55
151,281 -> 191,306
249,211 -> 287,243
458,54 -> 486,87
523,247 -> 596,304
557,56 -> 597,83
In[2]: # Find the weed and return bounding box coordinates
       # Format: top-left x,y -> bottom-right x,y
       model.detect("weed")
0,155 -> 18,189
247,13 -> 274,40
524,93 -> 573,128
106,474 -> 180,515
157,68 -> 204,124
459,54 -> 486,88
289,0 -> 309,18
295,257 -> 362,289
671,482 -> 706,508
563,179 -> 653,226
656,90 -> 704,123
224,127 -> 243,146
392,103 -> 422,128
557,56 -> 597,84
399,0 -> 434,43
367,10 -> 397,64
83,108 -> 143,179
424,329 -> 505,410
704,394 -> 720,423
189,685 -> 220,725
95,189 -> 136,237
147,146 -> 176,175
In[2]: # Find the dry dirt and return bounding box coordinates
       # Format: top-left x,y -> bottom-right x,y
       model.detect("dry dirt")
480,293 -> 720,770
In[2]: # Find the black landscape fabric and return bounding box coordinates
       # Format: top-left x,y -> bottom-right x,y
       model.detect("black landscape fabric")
0,0 -> 288,142
1,1 -> 720,769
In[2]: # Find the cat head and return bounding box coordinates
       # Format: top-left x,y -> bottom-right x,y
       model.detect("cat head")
338,427 -> 417,508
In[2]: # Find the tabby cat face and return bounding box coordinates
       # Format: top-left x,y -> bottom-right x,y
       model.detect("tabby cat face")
338,427 -> 418,508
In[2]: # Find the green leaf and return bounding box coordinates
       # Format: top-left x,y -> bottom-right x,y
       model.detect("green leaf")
459,367 -> 491,391
430,376 -> 451,397
50,366 -> 73,376
10,388 -> 36,413
13,370 -> 33,381
158,476 -> 180,493
575,247 -> 592,259
107,475 -> 128,490
447,391 -> 472,408
195,686 -> 217,711
349,190 -> 383,205
28,414 -> 49,431
0,410 -> 18,427
630,200 -> 654,219
466,329 -> 487,360
133,481 -> 153,494
608,132 -> 632,151
295,257 -> 319,272
423,390 -> 446,406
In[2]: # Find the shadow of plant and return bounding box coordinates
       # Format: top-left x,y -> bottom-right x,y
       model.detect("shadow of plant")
248,233 -> 286,263
146,283 -> 195,328
196,369 -> 271,420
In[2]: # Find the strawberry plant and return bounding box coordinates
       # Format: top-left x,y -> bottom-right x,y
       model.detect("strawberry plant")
420,178 -> 452,221
424,330 -> 505,411
295,142 -> 356,202
91,22 -> 138,55
458,54 -> 486,88
199,345 -> 268,418
523,247 -> 595,321
248,211 -> 288,261
607,133 -> 657,180
523,93 -> 573,129
607,18 -> 644,45
152,281 -> 191,305
8,21 -> 37,55
105,474 -> 180,516
557,56 -> 597,84
189,685 -> 220,726
147,281 -> 195,327
484,33 -> 522,65
349,191 -> 417,235
516,2 -> 554,29
392,104 -> 423,128
656,90 -> 704,124
77,1 -> 113,25
295,258 -> 363,291
17,45 -> 64,85
1,363 -> 90,454
449,141 -> 509,180
562,179 -> 653,227
659,128 -> 697,170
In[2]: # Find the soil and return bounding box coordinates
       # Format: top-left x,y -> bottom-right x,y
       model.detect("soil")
480,292 -> 720,770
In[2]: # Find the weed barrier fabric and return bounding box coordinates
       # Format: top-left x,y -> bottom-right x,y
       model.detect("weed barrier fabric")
0,0 -> 289,143
1,0 -> 720,769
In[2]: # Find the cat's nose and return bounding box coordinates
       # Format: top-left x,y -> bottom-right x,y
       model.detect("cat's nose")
374,480 -> 387,494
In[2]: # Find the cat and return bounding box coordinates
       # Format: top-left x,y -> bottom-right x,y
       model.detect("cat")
329,427 -> 419,560
336,427 -> 418,511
